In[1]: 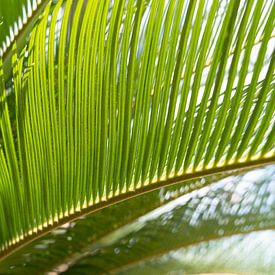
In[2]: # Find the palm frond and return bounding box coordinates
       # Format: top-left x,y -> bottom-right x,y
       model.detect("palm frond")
0,0 -> 274,257
0,165 -> 274,273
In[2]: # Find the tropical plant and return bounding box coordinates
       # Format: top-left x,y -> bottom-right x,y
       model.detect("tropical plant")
0,0 -> 274,273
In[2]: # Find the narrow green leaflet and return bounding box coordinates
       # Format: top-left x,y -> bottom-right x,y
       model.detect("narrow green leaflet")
0,0 -> 274,258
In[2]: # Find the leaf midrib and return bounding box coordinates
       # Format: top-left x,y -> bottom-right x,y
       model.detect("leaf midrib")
106,226 -> 275,275
0,157 -> 274,262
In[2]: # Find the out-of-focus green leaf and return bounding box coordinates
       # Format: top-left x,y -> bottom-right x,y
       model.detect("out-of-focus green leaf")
123,230 -> 275,275
0,0 -> 49,57
61,165 -> 275,274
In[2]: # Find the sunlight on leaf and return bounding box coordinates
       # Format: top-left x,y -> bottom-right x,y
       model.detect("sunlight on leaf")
0,0 -> 274,262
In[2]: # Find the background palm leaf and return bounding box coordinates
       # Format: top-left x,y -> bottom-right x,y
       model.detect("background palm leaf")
0,0 -> 274,265
63,165 -> 275,274
122,231 -> 275,275
0,0 -> 49,76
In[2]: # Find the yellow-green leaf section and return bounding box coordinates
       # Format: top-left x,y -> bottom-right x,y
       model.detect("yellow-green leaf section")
0,0 -> 274,259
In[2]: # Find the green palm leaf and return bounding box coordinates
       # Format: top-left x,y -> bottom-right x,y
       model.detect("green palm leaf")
0,165 -> 273,274
0,0 -> 274,261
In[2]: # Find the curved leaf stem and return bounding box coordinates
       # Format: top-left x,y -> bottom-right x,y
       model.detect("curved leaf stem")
0,157 -> 274,262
